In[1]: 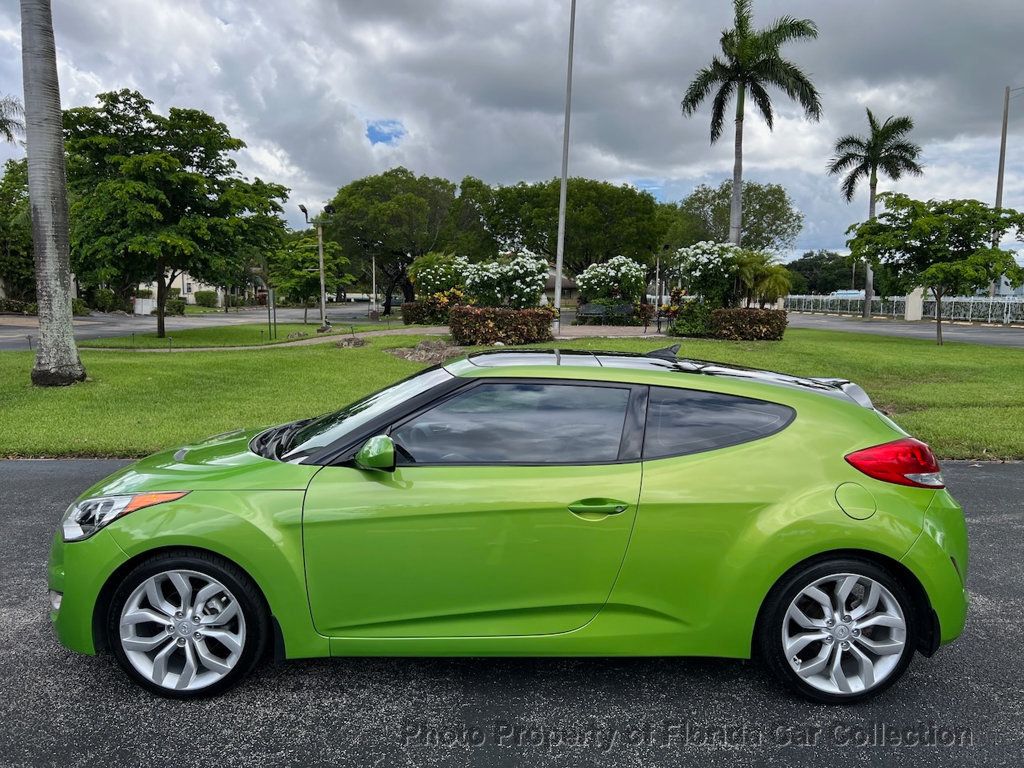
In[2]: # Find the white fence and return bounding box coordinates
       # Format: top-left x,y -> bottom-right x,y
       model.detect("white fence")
922,296 -> 1024,325
783,295 -> 906,318
785,294 -> 1024,326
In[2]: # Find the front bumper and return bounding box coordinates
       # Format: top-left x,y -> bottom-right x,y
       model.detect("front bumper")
48,529 -> 130,655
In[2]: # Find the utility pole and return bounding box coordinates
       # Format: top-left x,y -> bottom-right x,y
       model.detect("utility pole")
552,0 -> 576,334
995,86 -> 1010,214
992,85 -> 1021,296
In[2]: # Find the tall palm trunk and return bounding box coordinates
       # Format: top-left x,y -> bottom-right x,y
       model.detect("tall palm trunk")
861,169 -> 877,319
729,83 -> 745,245
21,0 -> 85,386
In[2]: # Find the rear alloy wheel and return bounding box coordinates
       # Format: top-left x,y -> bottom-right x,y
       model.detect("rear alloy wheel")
108,553 -> 266,697
760,559 -> 917,703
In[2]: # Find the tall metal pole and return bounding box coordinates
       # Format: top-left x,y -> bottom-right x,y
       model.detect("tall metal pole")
996,85 -> 1010,213
552,0 -> 576,333
316,222 -> 327,328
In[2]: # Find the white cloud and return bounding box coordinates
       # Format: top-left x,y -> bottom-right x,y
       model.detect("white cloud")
0,0 -> 1022,248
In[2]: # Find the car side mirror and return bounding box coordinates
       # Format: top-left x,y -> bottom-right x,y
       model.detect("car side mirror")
354,435 -> 396,472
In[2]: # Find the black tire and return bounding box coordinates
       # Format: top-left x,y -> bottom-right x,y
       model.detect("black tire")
106,549 -> 269,699
757,556 -> 917,704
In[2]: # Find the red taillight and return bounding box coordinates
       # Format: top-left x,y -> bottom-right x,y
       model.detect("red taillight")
845,438 -> 945,489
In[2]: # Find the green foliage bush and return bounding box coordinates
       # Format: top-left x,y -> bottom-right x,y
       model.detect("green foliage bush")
134,288 -> 153,299
0,297 -> 36,314
158,298 -> 187,316
71,298 -> 91,316
401,288 -> 466,325
449,306 -> 555,345
709,308 -> 787,341
669,300 -> 712,337
194,290 -> 218,308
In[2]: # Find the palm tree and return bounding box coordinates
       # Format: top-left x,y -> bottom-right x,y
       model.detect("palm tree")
827,108 -> 923,317
681,0 -> 821,246
21,0 -> 85,385
0,94 -> 24,142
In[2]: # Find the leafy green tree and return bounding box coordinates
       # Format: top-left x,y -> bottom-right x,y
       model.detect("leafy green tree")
21,0 -> 85,385
681,0 -> 821,245
325,167 -> 457,314
680,180 -> 803,252
655,201 -> 711,251
65,90 -> 288,336
268,230 -> 351,324
787,250 -> 861,294
848,194 -> 1024,344
0,94 -> 24,143
444,176 -> 500,261
489,178 -> 660,276
0,158 -> 34,300
827,108 -> 923,316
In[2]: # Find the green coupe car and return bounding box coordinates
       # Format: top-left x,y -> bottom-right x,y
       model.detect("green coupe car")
48,348 -> 968,702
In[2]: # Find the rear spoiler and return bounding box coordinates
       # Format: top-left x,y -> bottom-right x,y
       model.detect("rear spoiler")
811,378 -> 875,409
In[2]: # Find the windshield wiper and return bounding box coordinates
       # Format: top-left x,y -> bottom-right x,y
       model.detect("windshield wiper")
267,419 -> 313,460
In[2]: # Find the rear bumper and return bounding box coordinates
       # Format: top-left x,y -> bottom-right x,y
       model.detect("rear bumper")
900,490 -> 969,646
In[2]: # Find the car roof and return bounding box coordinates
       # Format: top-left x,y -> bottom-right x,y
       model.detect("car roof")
445,348 -> 870,406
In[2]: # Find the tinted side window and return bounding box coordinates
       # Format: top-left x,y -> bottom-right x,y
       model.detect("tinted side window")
392,382 -> 631,465
643,386 -> 794,459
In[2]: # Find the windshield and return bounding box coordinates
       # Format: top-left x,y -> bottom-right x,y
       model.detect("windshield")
280,367 -> 454,461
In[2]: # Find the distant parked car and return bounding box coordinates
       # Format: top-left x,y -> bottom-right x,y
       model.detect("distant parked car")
49,349 -> 967,701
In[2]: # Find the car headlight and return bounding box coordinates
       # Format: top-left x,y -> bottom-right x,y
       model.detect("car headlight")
61,492 -> 189,542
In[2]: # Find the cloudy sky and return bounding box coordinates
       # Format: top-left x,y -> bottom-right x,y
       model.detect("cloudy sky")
2,0 -> 1023,253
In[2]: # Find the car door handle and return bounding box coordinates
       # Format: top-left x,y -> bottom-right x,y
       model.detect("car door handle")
568,499 -> 630,520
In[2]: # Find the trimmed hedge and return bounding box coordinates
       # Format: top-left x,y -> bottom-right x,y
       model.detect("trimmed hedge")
401,301 -> 430,325
194,290 -> 218,308
449,306 -> 555,345
669,301 -> 712,337
0,297 -> 36,314
710,308 -> 787,341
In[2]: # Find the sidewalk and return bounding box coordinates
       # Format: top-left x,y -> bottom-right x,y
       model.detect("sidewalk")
79,322 -> 665,353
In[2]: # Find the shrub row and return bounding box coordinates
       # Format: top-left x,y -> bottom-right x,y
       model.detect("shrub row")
401,301 -> 430,325
194,290 -> 218,308
709,308 -> 787,340
1,297 -> 91,316
448,306 -> 555,345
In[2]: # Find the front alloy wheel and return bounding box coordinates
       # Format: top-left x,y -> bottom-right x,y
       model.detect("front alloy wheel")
119,570 -> 246,691
760,558 -> 917,703
108,552 -> 266,697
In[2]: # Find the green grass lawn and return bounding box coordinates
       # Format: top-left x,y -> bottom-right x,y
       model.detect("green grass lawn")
2,329 -> 1023,458
79,321 -> 391,349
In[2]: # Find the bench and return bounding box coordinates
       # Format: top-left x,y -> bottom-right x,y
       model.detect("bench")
576,303 -> 635,324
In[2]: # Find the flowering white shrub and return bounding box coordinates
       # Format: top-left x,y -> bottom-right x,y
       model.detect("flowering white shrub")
575,256 -> 647,302
464,251 -> 549,309
409,252 -> 470,295
669,241 -> 741,307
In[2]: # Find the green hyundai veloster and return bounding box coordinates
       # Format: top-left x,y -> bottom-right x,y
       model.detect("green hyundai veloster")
48,349 -> 968,702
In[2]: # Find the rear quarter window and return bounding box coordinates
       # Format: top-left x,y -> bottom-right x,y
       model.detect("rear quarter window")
643,385 -> 795,459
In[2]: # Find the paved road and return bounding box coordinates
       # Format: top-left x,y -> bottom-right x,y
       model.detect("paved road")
787,312 -> 1024,347
0,306 -> 381,351
1,460 -> 1020,767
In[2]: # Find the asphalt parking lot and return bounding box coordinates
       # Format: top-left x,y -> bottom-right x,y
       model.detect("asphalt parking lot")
1,459 -> 1021,767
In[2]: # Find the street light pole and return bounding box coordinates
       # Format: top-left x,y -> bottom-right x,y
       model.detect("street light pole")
995,85 -> 1012,213
316,221 -> 327,328
552,0 -> 577,334
300,203 -> 334,330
